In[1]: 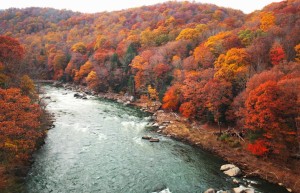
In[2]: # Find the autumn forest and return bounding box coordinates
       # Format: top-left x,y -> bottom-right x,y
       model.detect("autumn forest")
0,0 -> 300,191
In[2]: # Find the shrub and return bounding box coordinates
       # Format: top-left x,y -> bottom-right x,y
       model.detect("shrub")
247,139 -> 269,156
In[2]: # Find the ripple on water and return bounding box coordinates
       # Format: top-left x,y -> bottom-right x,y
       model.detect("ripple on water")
98,133 -> 108,141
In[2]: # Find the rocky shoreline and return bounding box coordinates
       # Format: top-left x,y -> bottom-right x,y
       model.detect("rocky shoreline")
57,82 -> 299,193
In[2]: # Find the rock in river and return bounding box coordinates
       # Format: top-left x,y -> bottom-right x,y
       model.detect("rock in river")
142,135 -> 151,140
149,138 -> 160,142
220,164 -> 236,171
233,186 -> 254,193
220,164 -> 241,177
224,167 -> 241,177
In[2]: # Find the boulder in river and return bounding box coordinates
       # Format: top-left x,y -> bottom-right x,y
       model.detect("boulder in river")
142,136 -> 151,140
74,93 -> 81,98
224,167 -> 241,177
232,186 -> 254,193
153,123 -> 159,127
129,96 -> 135,102
74,93 -> 87,99
124,101 -> 130,105
149,138 -> 160,142
204,188 -> 215,193
220,164 -> 236,171
220,164 -> 241,177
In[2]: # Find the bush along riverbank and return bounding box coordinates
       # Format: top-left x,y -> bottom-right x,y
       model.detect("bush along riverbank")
59,82 -> 299,193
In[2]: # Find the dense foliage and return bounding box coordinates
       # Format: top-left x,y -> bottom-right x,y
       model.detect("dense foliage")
0,35 -> 44,190
0,0 -> 299,160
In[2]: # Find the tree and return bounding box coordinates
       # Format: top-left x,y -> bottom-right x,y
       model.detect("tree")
269,42 -> 286,66
71,42 -> 87,55
245,81 -> 298,156
74,61 -> 93,83
124,43 -> 139,72
94,34 -> 110,50
140,28 -> 156,47
86,71 -> 99,90
203,79 -> 232,127
162,84 -> 181,111
130,50 -> 153,91
153,63 -> 170,79
0,62 -> 9,88
178,69 -> 215,120
238,29 -> 264,47
20,75 -> 36,99
246,36 -> 273,73
247,139 -> 269,157
0,36 -> 24,67
294,43 -> 300,62
0,36 -> 25,82
52,52 -> 67,80
260,12 -> 276,32
193,43 -> 215,68
147,85 -> 159,101
214,48 -> 250,95
176,28 -> 199,41
179,101 -> 196,119
204,31 -> 233,56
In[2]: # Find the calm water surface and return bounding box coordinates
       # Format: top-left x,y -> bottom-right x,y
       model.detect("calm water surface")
25,86 -> 289,193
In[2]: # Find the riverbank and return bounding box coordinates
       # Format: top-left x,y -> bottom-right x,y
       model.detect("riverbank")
59,83 -> 300,192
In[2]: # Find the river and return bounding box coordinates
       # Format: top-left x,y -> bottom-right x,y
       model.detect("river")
25,86 -> 289,193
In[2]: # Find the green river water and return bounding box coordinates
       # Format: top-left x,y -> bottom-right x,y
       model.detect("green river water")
24,86 -> 289,193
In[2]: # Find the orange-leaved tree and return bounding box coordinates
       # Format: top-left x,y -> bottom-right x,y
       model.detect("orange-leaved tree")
86,71 -> 100,90
162,84 -> 182,111
0,35 -> 24,68
260,12 -> 276,32
245,81 -> 298,157
214,48 -> 250,95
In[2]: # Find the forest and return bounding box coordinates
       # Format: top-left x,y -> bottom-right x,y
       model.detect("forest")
0,0 -> 299,190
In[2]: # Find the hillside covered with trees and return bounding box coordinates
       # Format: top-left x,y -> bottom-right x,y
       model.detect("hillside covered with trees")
0,35 -> 47,190
0,0 -> 299,190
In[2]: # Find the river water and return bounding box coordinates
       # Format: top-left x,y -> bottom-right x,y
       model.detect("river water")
25,86 -> 289,193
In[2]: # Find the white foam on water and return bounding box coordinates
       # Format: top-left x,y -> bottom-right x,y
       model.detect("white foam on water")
77,127 -> 88,132
135,122 -> 148,132
132,137 -> 144,146
98,133 -> 108,141
121,121 -> 136,130
73,123 -> 88,132
121,121 -> 148,132
105,116 -> 120,121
